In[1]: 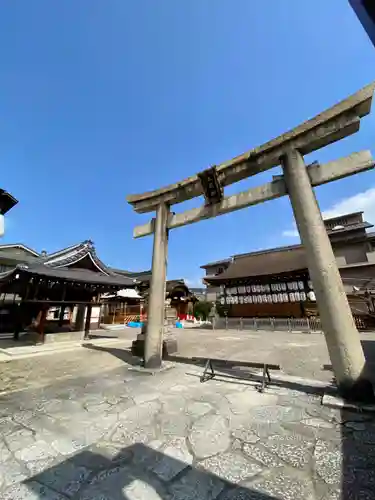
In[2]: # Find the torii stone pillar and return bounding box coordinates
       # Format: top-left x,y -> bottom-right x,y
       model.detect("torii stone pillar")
144,203 -> 170,369
282,149 -> 373,400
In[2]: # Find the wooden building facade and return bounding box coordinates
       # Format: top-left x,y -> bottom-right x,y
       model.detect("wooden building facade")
0,241 -> 147,339
203,212 -> 375,322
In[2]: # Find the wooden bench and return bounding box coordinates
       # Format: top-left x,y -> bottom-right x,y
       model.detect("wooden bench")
200,358 -> 281,392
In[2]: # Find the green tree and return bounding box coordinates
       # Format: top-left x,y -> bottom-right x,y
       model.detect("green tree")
193,300 -> 212,320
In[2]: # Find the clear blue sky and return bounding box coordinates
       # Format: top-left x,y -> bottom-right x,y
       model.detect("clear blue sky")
1,1 -> 375,285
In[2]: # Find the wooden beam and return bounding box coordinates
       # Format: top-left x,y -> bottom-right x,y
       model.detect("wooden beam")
133,150 -> 374,239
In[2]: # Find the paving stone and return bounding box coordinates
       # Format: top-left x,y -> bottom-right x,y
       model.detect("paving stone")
110,422 -> 158,445
232,426 -> 260,444
0,416 -> 20,436
345,442 -> 375,469
198,452 -> 262,483
302,418 -> 335,429
80,465 -> 167,500
186,401 -> 213,418
248,422 -> 288,439
243,443 -> 284,468
24,456 -> 59,476
225,391 -> 278,414
314,440 -> 343,486
220,486 -> 276,500
133,392 -> 162,405
2,481 -> 67,499
158,412 -> 191,437
188,414 -> 230,459
246,405 -> 308,424
50,436 -> 86,456
344,421 -> 366,431
151,437 -> 193,481
322,486 -> 375,500
264,434 -> 314,469
86,441 -> 133,466
249,469 -> 316,500
0,459 -> 29,487
33,462 -> 91,498
63,422 -> 108,446
5,428 -> 35,453
117,400 -> 161,426
121,478 -> 165,500
0,439 -> 12,462
106,397 -> 135,414
352,429 -> 375,445
15,440 -> 59,462
168,467 -> 224,499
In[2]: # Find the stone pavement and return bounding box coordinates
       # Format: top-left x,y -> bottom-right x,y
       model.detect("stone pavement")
1,356 -> 375,499
1,328 -> 375,396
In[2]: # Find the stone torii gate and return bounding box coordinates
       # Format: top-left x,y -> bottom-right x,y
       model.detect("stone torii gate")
127,82 -> 375,400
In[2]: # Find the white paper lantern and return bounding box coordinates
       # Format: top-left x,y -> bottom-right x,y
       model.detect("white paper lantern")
308,291 -> 316,301
281,283 -> 287,291
298,281 -> 304,290
289,292 -> 295,302
300,292 -> 306,301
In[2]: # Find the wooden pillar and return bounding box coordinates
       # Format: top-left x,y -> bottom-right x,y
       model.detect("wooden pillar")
58,306 -> 65,327
75,305 -> 85,331
13,302 -> 23,341
84,304 -> 92,340
58,285 -> 66,326
37,307 -> 48,344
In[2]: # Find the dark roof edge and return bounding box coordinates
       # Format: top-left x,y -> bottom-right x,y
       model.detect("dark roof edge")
111,268 -> 152,278
44,241 -> 89,260
323,211 -> 364,222
232,244 -> 303,260
200,258 -> 232,269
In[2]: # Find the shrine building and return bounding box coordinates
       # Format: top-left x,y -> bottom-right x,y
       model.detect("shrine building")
203,212 -> 375,321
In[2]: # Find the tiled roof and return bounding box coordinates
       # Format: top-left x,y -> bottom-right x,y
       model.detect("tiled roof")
205,246 -> 307,282
0,244 -> 40,257
110,268 -> 152,281
0,264 -> 137,288
327,222 -> 373,234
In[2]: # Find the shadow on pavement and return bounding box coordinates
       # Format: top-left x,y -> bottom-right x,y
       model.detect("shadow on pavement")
83,344 -> 141,367
340,338 -> 375,499
16,443 -> 278,499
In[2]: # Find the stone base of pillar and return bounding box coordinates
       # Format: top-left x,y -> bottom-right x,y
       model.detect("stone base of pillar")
338,378 -> 375,403
131,333 -> 178,360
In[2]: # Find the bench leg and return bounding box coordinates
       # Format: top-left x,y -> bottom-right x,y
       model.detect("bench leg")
266,366 -> 271,383
200,359 -> 215,383
257,364 -> 271,393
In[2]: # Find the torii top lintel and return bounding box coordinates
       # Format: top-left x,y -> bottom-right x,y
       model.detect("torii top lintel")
127,82 -> 375,215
